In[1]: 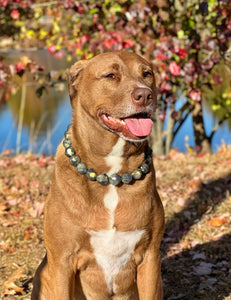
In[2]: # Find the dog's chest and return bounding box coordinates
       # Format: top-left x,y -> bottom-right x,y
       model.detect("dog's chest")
89,185 -> 145,294
89,226 -> 144,294
88,138 -> 145,294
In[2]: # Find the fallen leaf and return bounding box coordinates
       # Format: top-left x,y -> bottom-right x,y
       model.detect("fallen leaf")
187,179 -> 202,190
24,230 -> 31,240
28,202 -> 44,217
0,202 -> 8,214
192,251 -> 206,260
7,198 -> 19,206
208,217 -> 228,227
3,265 -> 27,296
177,197 -> 187,207
193,262 -> 214,275
2,220 -> 18,227
1,149 -> 13,156
3,282 -> 26,295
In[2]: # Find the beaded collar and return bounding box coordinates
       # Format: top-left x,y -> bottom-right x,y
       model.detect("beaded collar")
63,125 -> 153,186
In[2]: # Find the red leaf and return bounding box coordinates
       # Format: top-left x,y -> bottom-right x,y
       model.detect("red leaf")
123,39 -> 134,49
10,9 -> 20,20
155,54 -> 168,60
48,45 -> 56,54
80,34 -> 91,44
189,89 -> 201,102
169,62 -> 181,76
177,49 -> 187,59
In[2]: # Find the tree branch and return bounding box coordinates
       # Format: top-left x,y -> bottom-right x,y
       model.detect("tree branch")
209,113 -> 231,142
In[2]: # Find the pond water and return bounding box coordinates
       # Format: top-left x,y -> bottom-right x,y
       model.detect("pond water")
0,50 -> 231,155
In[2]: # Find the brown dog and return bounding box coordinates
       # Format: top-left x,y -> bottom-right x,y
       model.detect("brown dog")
32,51 -> 164,300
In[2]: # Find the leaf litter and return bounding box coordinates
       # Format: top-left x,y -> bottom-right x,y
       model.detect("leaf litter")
0,145 -> 231,299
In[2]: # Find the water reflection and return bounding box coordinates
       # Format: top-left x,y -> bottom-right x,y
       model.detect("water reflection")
0,90 -> 72,154
8,80 -> 65,132
0,49 -> 72,154
0,50 -> 231,154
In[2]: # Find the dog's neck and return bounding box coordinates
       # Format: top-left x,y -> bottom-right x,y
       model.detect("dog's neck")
66,117 -> 151,185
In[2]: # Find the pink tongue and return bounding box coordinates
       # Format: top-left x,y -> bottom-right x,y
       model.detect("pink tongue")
124,118 -> 153,137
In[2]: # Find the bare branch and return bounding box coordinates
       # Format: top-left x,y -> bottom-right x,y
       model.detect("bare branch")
209,114 -> 231,141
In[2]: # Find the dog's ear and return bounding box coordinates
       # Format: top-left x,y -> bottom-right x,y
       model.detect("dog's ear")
67,60 -> 89,102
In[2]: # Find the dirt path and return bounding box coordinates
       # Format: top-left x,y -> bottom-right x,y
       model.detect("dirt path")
1,146 -> 231,299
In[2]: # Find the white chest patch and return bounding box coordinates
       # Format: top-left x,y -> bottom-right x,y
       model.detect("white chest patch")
104,138 -> 125,229
89,138 -> 144,293
89,228 -> 145,294
105,137 -> 125,176
103,185 -> 119,228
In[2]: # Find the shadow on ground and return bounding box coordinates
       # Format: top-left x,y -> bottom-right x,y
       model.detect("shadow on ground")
161,174 -> 231,300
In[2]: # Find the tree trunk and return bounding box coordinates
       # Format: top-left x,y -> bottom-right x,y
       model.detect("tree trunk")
165,105 -> 175,155
191,101 -> 211,153
152,108 -> 165,156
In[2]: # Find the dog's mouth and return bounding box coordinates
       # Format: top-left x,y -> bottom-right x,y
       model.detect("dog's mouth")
99,111 -> 153,141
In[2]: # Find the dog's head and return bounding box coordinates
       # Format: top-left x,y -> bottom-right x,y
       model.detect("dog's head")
68,51 -> 157,143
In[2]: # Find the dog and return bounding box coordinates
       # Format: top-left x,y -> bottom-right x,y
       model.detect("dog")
32,51 -> 165,300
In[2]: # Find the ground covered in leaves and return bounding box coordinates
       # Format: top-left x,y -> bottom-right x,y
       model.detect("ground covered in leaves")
0,145 -> 231,299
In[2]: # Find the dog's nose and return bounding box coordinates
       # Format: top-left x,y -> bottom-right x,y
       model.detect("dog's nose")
131,88 -> 153,106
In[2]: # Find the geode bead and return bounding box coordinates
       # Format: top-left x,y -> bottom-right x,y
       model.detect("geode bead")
145,155 -> 152,164
64,130 -> 71,140
63,139 -> 71,148
77,162 -> 87,174
140,163 -> 149,174
86,169 -> 97,181
132,169 -> 142,180
96,173 -> 109,185
69,155 -> 81,166
65,147 -> 75,157
109,173 -> 122,186
121,173 -> 133,184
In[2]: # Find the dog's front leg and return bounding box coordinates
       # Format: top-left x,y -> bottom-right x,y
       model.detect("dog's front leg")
137,248 -> 163,300
32,253 -> 75,300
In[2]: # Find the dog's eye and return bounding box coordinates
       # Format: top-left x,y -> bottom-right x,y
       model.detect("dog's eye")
105,73 -> 116,79
143,71 -> 153,78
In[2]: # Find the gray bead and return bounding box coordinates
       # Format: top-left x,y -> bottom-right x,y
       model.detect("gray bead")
121,173 -> 133,184
64,131 -> 71,140
63,139 -> 71,148
86,169 -> 97,181
132,169 -> 142,180
77,162 -> 87,174
69,155 -> 81,166
109,174 -> 122,186
140,163 -> 149,174
96,173 -> 109,185
145,155 -> 152,164
65,147 -> 75,157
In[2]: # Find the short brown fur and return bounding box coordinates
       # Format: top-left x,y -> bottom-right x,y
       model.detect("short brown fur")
32,51 -> 164,300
